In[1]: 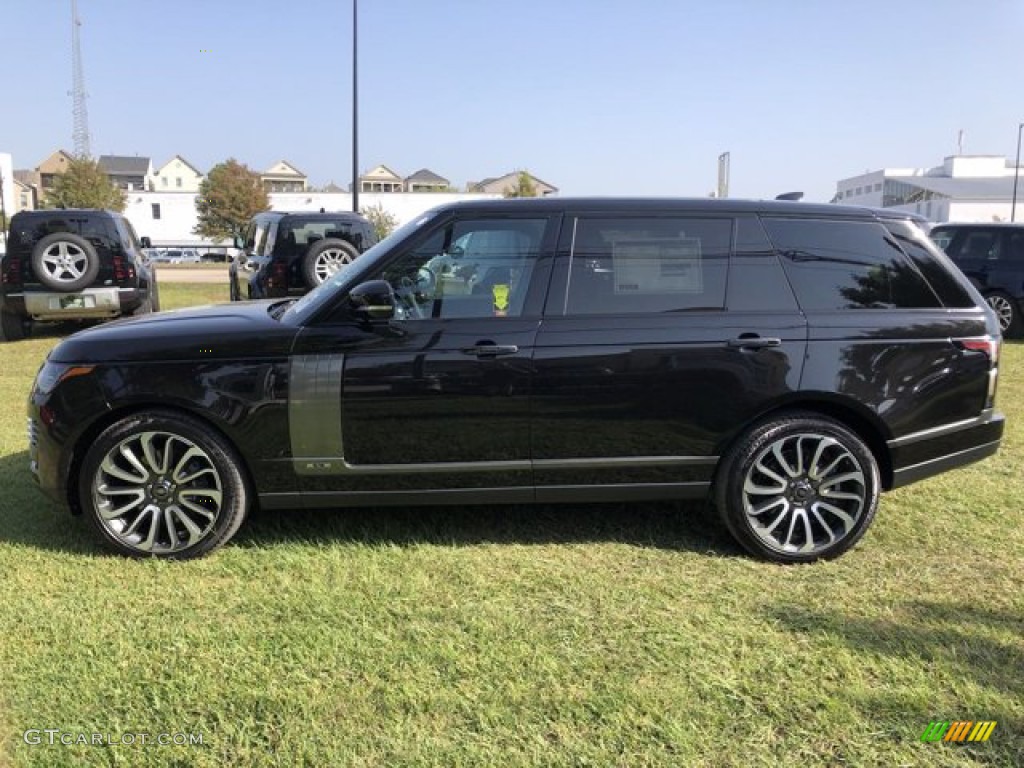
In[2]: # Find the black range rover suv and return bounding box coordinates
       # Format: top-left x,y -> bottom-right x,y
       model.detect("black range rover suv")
28,199 -> 1004,562
930,222 -> 1024,337
1,208 -> 157,341
229,210 -> 377,301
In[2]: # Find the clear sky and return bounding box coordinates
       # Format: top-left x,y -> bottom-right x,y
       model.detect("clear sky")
5,0 -> 1022,202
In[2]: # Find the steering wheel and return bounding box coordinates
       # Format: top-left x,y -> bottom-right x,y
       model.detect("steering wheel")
394,267 -> 436,319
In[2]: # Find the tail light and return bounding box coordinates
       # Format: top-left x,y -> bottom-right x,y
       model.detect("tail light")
1,255 -> 22,285
956,336 -> 999,408
112,254 -> 135,282
267,261 -> 288,292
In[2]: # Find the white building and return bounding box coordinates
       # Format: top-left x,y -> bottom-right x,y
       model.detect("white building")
835,155 -> 1023,223
121,191 -> 501,245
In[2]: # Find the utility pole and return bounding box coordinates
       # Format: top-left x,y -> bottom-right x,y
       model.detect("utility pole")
1012,122 -> 1022,223
70,0 -> 92,158
351,0 -> 359,213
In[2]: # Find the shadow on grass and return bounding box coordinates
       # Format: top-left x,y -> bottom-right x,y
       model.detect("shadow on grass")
0,451 -> 99,556
0,450 -> 741,558
768,600 -> 1024,757
237,500 -> 740,556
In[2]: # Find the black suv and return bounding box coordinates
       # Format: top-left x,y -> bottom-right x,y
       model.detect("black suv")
229,210 -> 377,301
0,209 -> 157,341
930,222 -> 1024,336
28,199 -> 1003,562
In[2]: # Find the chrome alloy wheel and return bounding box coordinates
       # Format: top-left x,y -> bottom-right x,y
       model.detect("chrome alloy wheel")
41,241 -> 89,283
313,248 -> 356,283
986,294 -> 1014,333
742,433 -> 866,555
91,431 -> 223,554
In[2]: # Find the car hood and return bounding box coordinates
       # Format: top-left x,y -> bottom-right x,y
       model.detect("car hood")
49,301 -> 299,363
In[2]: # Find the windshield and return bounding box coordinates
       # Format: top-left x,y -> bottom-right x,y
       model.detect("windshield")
281,212 -> 437,323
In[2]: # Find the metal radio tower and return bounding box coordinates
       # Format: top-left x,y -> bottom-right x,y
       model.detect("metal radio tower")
70,0 -> 92,158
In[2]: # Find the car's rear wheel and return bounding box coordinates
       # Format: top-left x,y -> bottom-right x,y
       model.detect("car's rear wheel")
302,238 -> 359,289
31,233 -> 101,292
79,411 -> 249,559
0,310 -> 28,342
985,291 -> 1020,337
714,412 -> 879,563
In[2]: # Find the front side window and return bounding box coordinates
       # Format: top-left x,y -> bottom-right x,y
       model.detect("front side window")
763,218 -> 940,310
379,218 -> 547,319
565,217 -> 730,315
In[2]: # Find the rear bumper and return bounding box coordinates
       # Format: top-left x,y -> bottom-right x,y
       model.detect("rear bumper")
889,410 -> 1005,488
4,286 -> 144,321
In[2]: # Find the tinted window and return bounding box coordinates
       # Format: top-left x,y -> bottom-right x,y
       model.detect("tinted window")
281,217 -> 363,246
566,217 -> 729,315
763,218 -> 941,310
957,231 -> 1001,262
883,220 -> 974,308
1008,232 -> 1024,263
379,218 -> 547,319
726,216 -> 799,312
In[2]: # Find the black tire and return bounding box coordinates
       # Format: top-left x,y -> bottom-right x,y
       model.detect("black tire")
984,291 -> 1021,338
302,238 -> 359,289
713,411 -> 879,563
0,310 -> 28,342
78,410 -> 250,559
30,232 -> 101,292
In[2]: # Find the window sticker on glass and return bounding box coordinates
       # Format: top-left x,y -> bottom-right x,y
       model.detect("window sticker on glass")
611,237 -> 703,293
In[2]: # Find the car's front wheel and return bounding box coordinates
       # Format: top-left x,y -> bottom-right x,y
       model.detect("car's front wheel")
714,412 -> 879,563
78,411 -> 249,559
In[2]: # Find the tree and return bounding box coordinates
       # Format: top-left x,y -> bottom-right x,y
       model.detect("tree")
361,202 -> 399,240
194,158 -> 269,241
503,171 -> 539,198
46,157 -> 125,211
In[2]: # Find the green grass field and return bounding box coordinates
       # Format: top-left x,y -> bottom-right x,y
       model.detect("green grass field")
0,284 -> 1021,767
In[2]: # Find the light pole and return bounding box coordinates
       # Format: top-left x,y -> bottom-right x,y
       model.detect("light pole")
351,0 -> 359,213
1012,122 -> 1023,223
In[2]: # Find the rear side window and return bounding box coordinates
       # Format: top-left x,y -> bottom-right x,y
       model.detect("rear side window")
566,217 -> 730,314
883,220 -> 974,308
725,216 -> 799,312
762,218 -> 941,310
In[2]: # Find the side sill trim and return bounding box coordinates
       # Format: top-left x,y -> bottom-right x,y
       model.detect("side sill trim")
290,455 -> 718,477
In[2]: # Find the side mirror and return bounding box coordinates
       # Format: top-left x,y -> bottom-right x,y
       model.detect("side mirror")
140,236 -> 152,248
233,235 -> 244,249
348,280 -> 395,320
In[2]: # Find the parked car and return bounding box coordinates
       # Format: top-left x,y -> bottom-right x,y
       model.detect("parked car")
229,210 -> 377,300
28,198 -> 1003,561
929,222 -> 1024,336
1,208 -> 158,341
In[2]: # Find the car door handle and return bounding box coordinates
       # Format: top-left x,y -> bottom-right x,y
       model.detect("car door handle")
461,344 -> 519,357
727,336 -> 782,350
